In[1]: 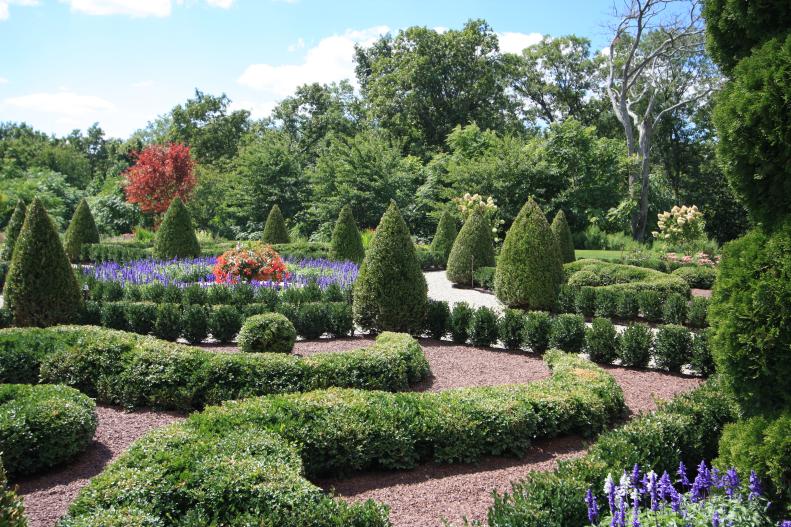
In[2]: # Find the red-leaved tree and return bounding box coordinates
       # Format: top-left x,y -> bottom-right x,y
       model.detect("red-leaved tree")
124,143 -> 196,215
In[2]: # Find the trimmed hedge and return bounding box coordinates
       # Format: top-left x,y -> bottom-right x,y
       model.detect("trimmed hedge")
430,208 -> 458,267
0,383 -> 97,478
447,209 -> 496,286
330,205 -> 365,264
63,198 -> 100,263
262,204 -> 290,244
671,265 -> 717,289
0,326 -> 429,410
0,199 -> 26,262
565,259 -> 689,298
152,198 -> 200,259
238,313 -> 296,353
60,351 -> 625,526
484,378 -> 738,527
550,210 -> 575,264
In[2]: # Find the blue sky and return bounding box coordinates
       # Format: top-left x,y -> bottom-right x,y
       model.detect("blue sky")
0,0 -> 617,138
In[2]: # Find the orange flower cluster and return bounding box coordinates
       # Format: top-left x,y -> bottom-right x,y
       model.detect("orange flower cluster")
212,243 -> 288,284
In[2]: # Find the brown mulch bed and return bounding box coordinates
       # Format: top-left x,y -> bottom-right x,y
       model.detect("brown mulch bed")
16,406 -> 184,527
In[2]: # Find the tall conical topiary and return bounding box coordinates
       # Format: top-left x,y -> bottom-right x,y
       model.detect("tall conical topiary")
330,205 -> 365,263
551,210 -> 575,263
3,197 -> 82,326
353,202 -> 427,333
153,198 -> 200,259
262,205 -> 290,244
430,208 -> 458,267
63,198 -> 100,262
446,209 -> 495,285
495,198 -> 563,309
1,199 -> 26,261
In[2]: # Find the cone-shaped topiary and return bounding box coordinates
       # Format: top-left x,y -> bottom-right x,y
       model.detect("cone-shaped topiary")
446,209 -> 495,285
152,198 -> 200,259
1,199 -> 26,261
495,198 -> 563,309
353,202 -> 427,333
430,208 -> 458,267
551,210 -> 575,263
262,205 -> 290,244
330,205 -> 365,263
63,198 -> 100,262
3,197 -> 82,326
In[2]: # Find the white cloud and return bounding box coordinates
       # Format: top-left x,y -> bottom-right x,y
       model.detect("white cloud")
0,77 -> 8,84
4,91 -> 115,116
205,0 -> 233,7
0,0 -> 38,21
59,0 -> 234,17
497,31 -> 543,54
238,25 -> 389,97
228,98 -> 277,119
287,37 -> 305,53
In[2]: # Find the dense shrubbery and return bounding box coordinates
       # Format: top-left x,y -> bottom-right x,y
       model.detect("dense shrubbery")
549,314 -> 586,354
449,302 -> 473,344
551,210 -> 575,263
152,198 -> 201,259
0,327 -> 429,410
63,198 -> 100,262
654,324 -> 693,373
473,266 -> 496,290
329,205 -> 365,264
618,323 -> 653,368
565,259 -> 690,298
671,265 -> 717,289
0,383 -> 97,478
238,313 -> 296,353
0,199 -> 25,262
60,351 -> 624,526
522,311 -> 552,354
0,459 -> 25,526
430,208 -> 458,267
424,300 -> 450,340
585,318 -> 618,364
261,204 -> 290,244
468,307 -> 499,347
447,209 -> 496,286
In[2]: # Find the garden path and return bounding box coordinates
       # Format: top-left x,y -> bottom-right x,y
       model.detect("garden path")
424,270 -> 504,312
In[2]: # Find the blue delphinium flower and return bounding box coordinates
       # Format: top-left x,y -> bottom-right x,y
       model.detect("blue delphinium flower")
586,488 -> 599,525
749,470 -> 762,500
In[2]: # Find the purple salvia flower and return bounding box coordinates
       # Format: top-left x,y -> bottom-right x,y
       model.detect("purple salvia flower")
725,468 -> 740,498
778,521 -> 791,527
657,471 -> 673,503
691,460 -> 711,502
712,510 -> 720,527
645,471 -> 658,511
585,488 -> 599,525
631,464 -> 641,491
631,489 -> 640,527
604,474 -> 617,514
678,461 -> 690,489
749,471 -> 762,500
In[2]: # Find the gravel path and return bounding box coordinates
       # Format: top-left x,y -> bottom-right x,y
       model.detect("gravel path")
425,270 -> 504,312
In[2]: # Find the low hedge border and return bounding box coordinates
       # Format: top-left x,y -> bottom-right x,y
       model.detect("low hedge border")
481,377 -> 738,527
0,326 -> 429,411
564,259 -> 690,298
0,383 -> 97,479
59,351 -> 625,526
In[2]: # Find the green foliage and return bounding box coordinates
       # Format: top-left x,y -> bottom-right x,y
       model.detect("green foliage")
662,293 -> 688,325
209,305 -> 242,344
430,209 -> 457,267
180,304 -> 208,344
446,209 -> 495,285
549,313 -> 586,353
153,303 -> 181,341
0,458 -> 26,526
654,324 -> 692,373
0,326 -> 429,410
237,313 -> 296,353
3,198 -> 83,327
0,383 -> 96,478
353,203 -> 427,333
671,266 -> 717,289
499,309 -> 524,350
717,411 -> 791,515
63,198 -> 100,262
495,198 -> 563,309
468,307 -> 499,347
449,302 -> 473,344
619,323 -> 653,368
261,205 -> 290,244
473,266 -> 496,289
329,205 -> 364,263
124,302 -> 156,336
593,288 -> 618,318
709,222 -> 791,414
575,286 -> 596,317
585,318 -> 618,364
690,329 -> 715,377
100,302 -> 127,331
687,296 -> 709,328
289,302 -> 329,340
181,284 -> 207,306
638,290 -> 663,322
565,259 -> 690,300
551,210 -> 575,263
424,299 -> 450,340
326,302 -> 353,338
0,199 -> 26,261
152,198 -> 200,259
522,311 -> 552,354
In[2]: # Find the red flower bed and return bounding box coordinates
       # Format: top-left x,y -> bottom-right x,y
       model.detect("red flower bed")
212,243 -> 288,284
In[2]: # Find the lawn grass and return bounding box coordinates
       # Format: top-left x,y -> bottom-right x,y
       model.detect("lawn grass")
574,249 -> 624,261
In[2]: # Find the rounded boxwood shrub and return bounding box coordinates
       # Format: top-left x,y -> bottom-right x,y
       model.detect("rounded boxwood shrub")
594,288 -> 618,318
152,198 -> 200,259
326,302 -> 353,338
671,266 -> 717,289
709,221 -> 791,414
522,311 -> 552,354
100,302 -> 128,331
549,313 -> 586,353
449,302 -> 473,344
446,209 -> 495,286
182,284 -> 208,305
0,199 -> 26,261
231,284 -> 255,305
353,202 -> 427,333
498,309 -> 524,350
687,296 -> 709,328
206,284 -> 233,305
430,208 -> 458,267
619,323 -> 653,368
181,305 -> 209,344
262,204 -> 290,244
654,324 -> 692,373
585,318 -> 618,364
209,305 -> 242,343
0,383 -> 97,478
468,306 -> 499,347
616,290 -> 640,319
294,302 -> 330,340
125,302 -> 157,335
329,205 -> 364,264
3,198 -> 83,327
63,198 -> 100,263
662,293 -> 688,325
638,290 -> 663,322
424,299 -> 450,340
690,329 -> 714,376
141,282 -> 166,303
550,210 -> 575,263
575,286 -> 596,317
557,284 -> 576,313
154,303 -> 182,341
238,312 -> 296,353
495,198 -> 563,309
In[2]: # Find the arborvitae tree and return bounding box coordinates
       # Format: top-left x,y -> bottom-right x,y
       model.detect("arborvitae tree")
446,209 -> 495,285
262,205 -> 290,244
1,199 -> 26,261
430,208 -> 458,267
353,202 -> 427,333
152,197 -> 201,259
3,197 -> 82,326
63,198 -> 100,262
495,198 -> 563,309
551,209 -> 575,263
330,205 -> 365,263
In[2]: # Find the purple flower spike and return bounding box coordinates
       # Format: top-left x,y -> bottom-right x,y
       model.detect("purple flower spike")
631,490 -> 640,527
749,470 -> 762,500
725,467 -> 740,498
604,474 -> 617,514
585,488 -> 599,525
678,461 -> 690,489
631,464 -> 641,491
712,510 -> 720,527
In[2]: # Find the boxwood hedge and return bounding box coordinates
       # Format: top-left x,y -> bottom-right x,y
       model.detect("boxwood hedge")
59,351 -> 624,526
0,326 -> 429,411
0,383 -> 97,478
564,259 -> 690,299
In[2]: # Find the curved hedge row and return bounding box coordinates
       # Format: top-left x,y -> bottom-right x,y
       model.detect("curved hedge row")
0,326 -> 429,410
564,259 -> 690,298
59,351 -> 624,526
0,383 -> 97,478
